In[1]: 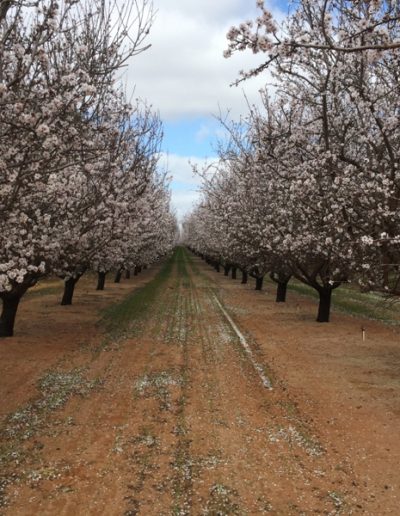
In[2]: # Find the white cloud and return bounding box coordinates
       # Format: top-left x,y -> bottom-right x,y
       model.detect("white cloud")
123,1 -> 288,219
162,152 -> 210,187
160,153 -> 212,219
126,0 -> 286,120
195,124 -> 211,143
171,190 -> 200,221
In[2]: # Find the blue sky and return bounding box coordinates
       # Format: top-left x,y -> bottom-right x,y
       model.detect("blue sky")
128,0 -> 288,219
162,117 -> 222,157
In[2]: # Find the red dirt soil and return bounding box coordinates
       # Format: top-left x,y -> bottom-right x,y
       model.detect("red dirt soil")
0,252 -> 399,515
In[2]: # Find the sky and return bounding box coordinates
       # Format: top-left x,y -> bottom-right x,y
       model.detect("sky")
127,0 -> 288,220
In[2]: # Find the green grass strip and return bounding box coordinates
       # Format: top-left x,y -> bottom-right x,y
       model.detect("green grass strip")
101,249 -> 178,338
176,246 -> 191,286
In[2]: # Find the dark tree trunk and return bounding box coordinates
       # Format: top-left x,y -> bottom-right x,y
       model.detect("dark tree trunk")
215,262 -> 220,273
134,266 -> 139,276
241,270 -> 248,284
125,270 -> 131,279
0,291 -> 24,337
61,277 -> 80,306
231,267 -> 237,279
276,280 -> 289,302
114,270 -> 122,283
138,266 -> 143,273
224,265 -> 230,276
255,276 -> 264,291
316,287 -> 333,322
96,272 -> 107,291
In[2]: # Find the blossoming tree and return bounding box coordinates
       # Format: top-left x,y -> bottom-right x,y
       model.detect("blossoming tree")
0,0 -> 176,336
185,0 -> 400,322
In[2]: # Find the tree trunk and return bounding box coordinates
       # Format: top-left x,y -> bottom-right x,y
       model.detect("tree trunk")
215,263 -> 220,273
241,270 -> 248,284
224,265 -> 230,276
61,277 -> 80,306
125,270 -> 131,279
96,272 -> 107,291
231,267 -> 237,280
316,287 -> 333,322
276,280 -> 288,302
255,276 -> 264,291
134,266 -> 139,276
114,270 -> 122,283
0,292 -> 24,337
143,265 -> 147,270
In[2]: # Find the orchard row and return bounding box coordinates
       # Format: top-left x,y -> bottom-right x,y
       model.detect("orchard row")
183,0 -> 400,322
0,1 -> 177,337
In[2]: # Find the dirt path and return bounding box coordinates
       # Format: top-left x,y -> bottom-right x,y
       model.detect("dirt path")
1,249 -> 400,514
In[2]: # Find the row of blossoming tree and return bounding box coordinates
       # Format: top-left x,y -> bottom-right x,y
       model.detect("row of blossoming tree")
184,0 -> 400,322
0,0 -> 178,337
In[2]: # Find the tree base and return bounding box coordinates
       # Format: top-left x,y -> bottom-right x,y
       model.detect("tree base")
61,277 -> 80,305
255,277 -> 264,290
276,281 -> 288,302
96,272 -> 107,291
0,292 -> 23,337
316,287 -> 333,322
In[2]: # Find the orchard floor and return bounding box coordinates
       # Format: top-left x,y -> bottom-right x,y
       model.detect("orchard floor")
1,249 -> 399,515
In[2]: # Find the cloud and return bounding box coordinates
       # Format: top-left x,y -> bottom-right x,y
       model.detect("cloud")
162,152 -> 210,187
171,190 -> 201,221
195,125 -> 211,143
126,0 -> 286,120
160,153 -> 212,219
124,1 -> 288,219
